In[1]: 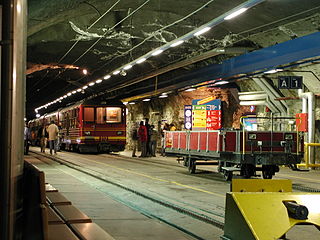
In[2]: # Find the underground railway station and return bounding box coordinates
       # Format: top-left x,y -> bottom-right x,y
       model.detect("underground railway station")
1,0 -> 320,239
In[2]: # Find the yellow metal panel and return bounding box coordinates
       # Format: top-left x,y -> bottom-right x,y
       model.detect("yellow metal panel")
231,179 -> 292,192
226,193 -> 320,240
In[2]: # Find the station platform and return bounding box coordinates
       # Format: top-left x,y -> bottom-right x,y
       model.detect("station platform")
27,147 -> 320,240
26,152 -> 194,240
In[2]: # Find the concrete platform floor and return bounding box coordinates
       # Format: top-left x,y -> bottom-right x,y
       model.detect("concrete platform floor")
27,147 -> 320,239
26,154 -> 195,240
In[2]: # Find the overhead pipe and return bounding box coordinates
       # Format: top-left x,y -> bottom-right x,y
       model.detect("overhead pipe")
239,100 -> 278,113
239,91 -> 280,113
254,78 -> 288,116
239,93 -> 267,101
298,89 -> 315,164
238,91 -> 266,95
240,100 -> 267,106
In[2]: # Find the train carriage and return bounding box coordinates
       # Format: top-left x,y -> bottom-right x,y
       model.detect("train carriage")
165,117 -> 304,180
30,98 -> 126,153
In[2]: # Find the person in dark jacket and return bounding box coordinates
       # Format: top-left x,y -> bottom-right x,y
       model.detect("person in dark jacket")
149,125 -> 158,157
131,123 -> 138,157
24,122 -> 31,155
38,123 -> 48,153
138,121 -> 148,157
145,118 -> 151,156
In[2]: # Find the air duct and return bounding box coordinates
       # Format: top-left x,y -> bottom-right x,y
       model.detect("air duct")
239,92 -> 279,113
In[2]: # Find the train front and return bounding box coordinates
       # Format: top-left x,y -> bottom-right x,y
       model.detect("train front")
77,101 -> 126,153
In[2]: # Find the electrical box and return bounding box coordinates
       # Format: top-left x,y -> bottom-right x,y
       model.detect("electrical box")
296,113 -> 308,132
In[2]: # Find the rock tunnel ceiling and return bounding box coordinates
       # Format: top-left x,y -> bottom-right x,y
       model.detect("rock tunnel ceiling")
27,0 -> 320,117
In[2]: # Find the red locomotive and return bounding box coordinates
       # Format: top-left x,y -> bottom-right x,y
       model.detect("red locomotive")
29,99 -> 126,153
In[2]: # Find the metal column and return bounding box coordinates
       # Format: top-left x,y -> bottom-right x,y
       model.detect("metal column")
0,0 -> 27,239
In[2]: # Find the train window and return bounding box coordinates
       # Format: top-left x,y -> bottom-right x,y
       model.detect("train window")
96,107 -> 105,124
106,107 -> 122,123
84,107 -> 94,123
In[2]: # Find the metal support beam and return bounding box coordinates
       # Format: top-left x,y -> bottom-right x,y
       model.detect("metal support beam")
0,1 -> 27,239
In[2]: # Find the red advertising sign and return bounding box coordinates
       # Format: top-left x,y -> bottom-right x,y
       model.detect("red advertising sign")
207,110 -> 221,130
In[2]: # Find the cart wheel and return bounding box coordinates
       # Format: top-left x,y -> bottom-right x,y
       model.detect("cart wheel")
241,164 -> 255,179
188,159 -> 196,174
262,165 -> 274,179
262,170 -> 273,179
183,158 -> 188,167
224,171 -> 233,181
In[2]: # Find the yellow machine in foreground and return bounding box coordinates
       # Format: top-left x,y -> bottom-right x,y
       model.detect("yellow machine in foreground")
222,179 -> 320,240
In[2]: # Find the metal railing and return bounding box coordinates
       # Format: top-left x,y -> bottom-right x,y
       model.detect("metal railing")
297,143 -> 320,168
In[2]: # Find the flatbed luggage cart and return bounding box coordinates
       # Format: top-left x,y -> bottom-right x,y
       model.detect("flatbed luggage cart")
165,117 -> 304,180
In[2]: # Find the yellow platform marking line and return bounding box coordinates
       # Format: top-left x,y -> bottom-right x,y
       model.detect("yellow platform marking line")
87,158 -> 224,198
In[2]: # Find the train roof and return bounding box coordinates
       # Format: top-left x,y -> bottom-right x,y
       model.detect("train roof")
32,98 -> 124,121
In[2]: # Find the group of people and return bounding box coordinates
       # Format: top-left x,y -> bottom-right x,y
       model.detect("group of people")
24,120 -> 60,155
131,119 -> 176,158
131,119 -> 158,158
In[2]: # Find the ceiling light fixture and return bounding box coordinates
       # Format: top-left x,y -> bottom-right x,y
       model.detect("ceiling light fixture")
72,90 -> 76,94
136,58 -> 146,64
123,65 -> 133,70
159,95 -> 168,98
194,27 -> 211,36
170,40 -> 184,47
96,79 -> 102,83
151,49 -> 163,56
36,114 -> 40,118
77,89 -> 82,92
103,75 -> 111,79
185,88 -> 196,92
215,81 -> 229,85
82,86 -> 88,89
129,102 -> 135,105
143,98 -> 151,102
264,69 -> 283,74
67,92 -> 72,96
113,70 -> 120,75
89,82 -> 95,86
82,69 -> 88,75
224,8 -> 248,20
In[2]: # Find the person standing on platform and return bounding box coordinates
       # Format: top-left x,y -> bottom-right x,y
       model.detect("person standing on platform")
145,118 -> 151,156
160,123 -> 170,156
38,123 -> 47,153
47,120 -> 59,155
138,121 -> 148,157
56,122 -> 62,151
149,125 -> 158,157
24,122 -> 31,155
131,123 -> 138,157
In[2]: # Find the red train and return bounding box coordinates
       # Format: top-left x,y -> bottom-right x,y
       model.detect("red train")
29,99 -> 126,153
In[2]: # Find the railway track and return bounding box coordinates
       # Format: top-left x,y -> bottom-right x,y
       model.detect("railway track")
31,150 -> 225,240
29,150 -> 320,239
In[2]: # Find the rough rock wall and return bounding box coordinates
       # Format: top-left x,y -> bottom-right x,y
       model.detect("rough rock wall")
125,87 -> 243,150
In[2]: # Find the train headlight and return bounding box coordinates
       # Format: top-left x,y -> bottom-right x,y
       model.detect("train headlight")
84,131 -> 91,136
285,134 -> 293,140
248,133 -> 257,140
117,131 -> 123,135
